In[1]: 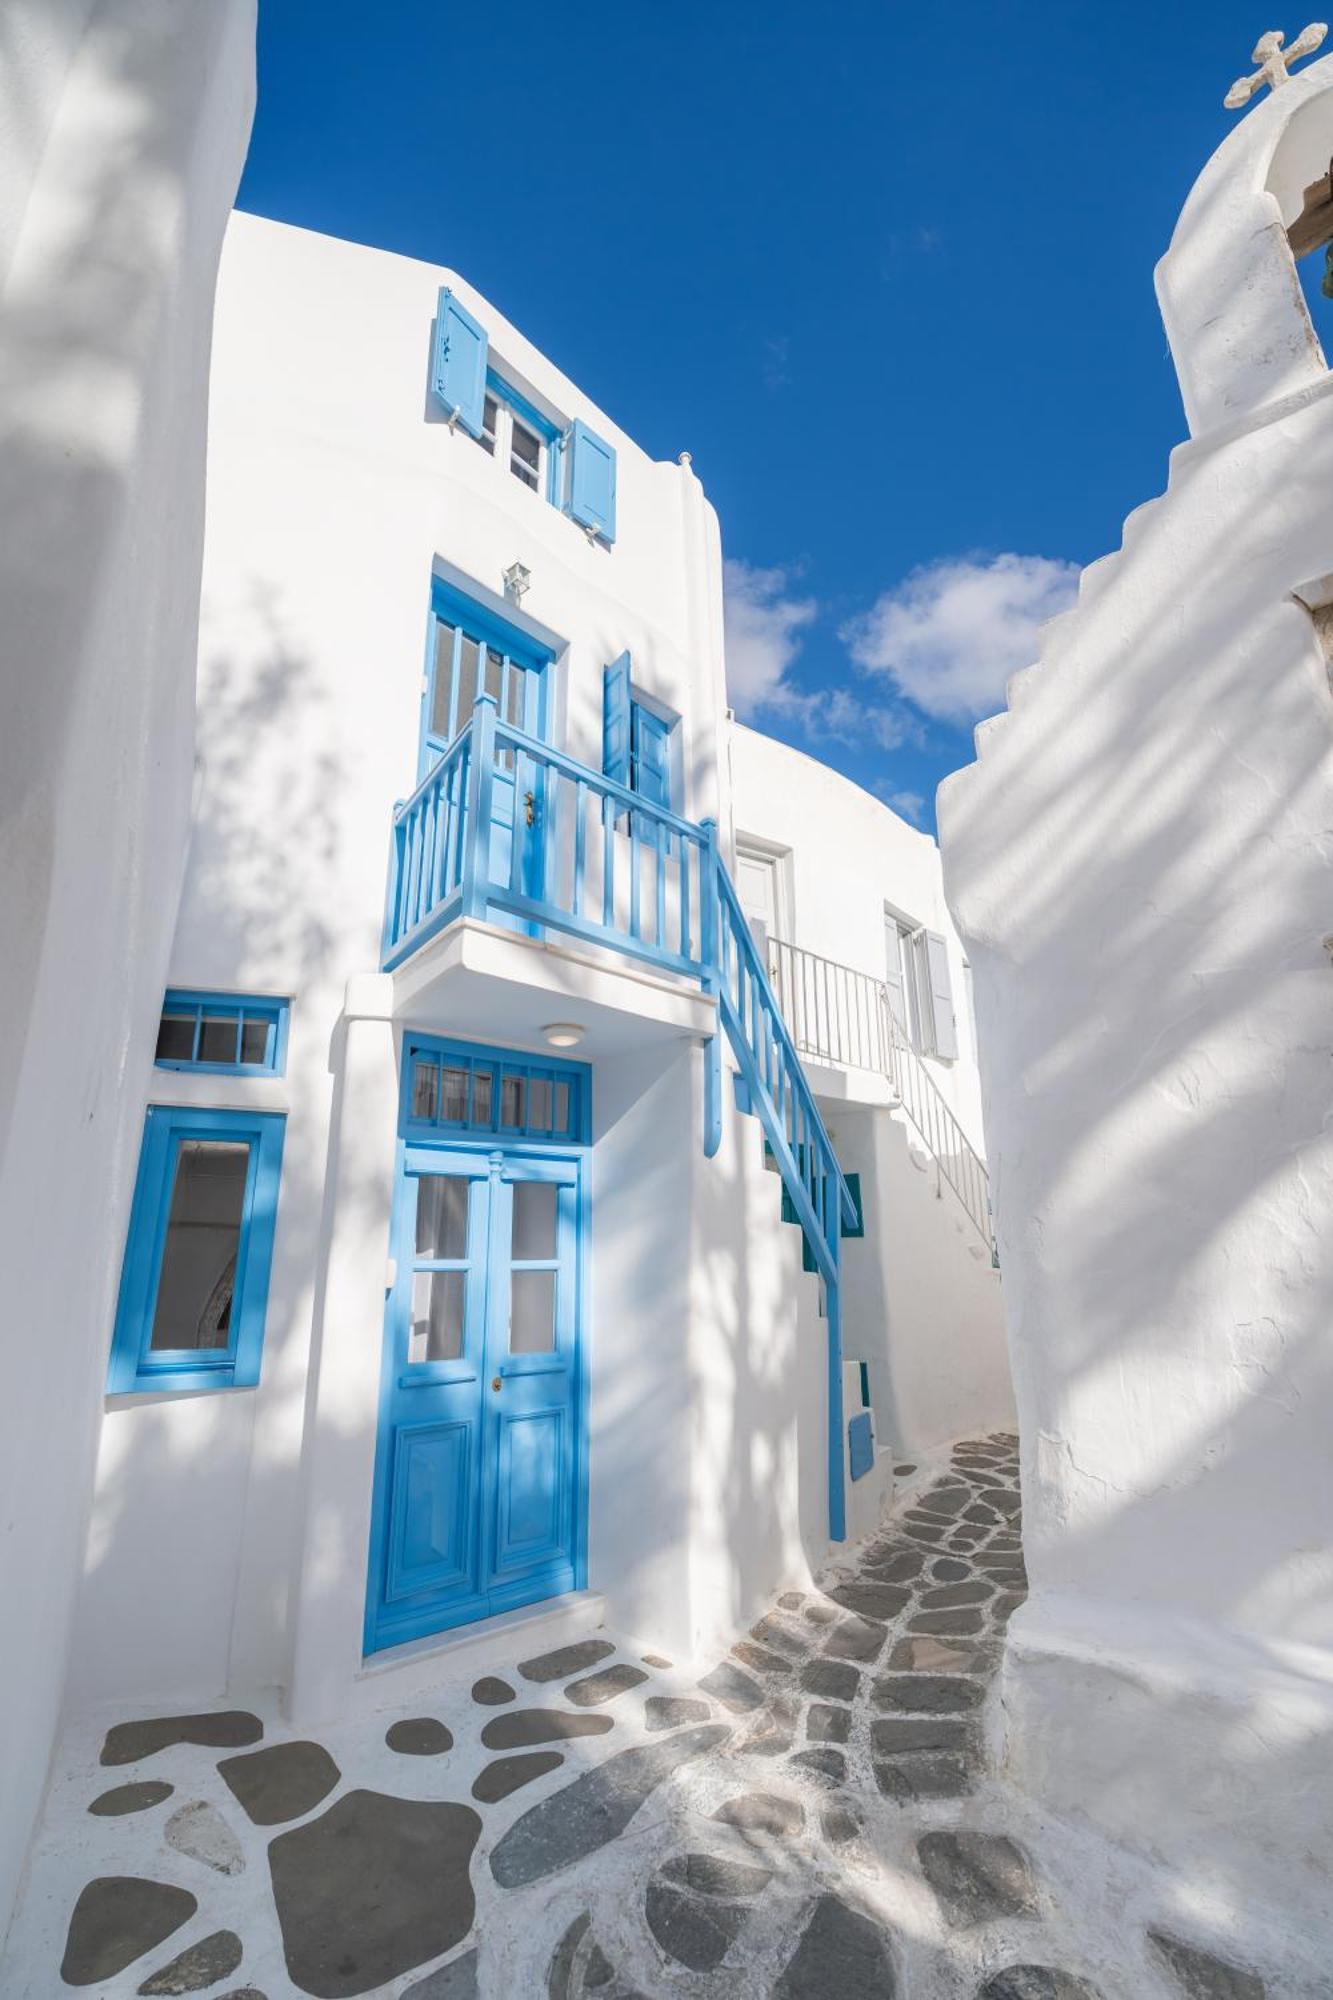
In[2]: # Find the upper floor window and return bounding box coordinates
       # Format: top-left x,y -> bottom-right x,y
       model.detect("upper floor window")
431,286 -> 618,544
155,991 -> 290,1076
602,654 -> 678,814
885,911 -> 958,1062
423,582 -> 551,778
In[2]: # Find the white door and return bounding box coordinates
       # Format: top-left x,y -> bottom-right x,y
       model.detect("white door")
735,847 -> 781,964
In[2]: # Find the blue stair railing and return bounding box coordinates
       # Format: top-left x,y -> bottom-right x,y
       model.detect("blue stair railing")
382,694 -> 859,1539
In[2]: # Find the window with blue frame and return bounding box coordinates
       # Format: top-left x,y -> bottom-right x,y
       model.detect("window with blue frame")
404,1037 -> 590,1145
431,287 -> 618,544
602,655 -> 678,812
155,991 -> 290,1075
423,584 -> 550,779
107,1105 -> 286,1395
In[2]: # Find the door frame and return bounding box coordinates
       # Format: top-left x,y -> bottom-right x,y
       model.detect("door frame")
363,1036 -> 591,1656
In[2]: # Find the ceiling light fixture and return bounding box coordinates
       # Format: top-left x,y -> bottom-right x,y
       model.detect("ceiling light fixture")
542,1022 -> 585,1049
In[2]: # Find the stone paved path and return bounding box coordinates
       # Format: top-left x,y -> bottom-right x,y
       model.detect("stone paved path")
2,1436 -> 1295,1998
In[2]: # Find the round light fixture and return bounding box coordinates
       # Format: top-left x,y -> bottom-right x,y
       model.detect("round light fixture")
542,1022 -> 586,1050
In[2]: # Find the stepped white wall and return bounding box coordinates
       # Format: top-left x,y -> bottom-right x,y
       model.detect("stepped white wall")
938,59 -> 1333,1948
0,0 -> 254,1939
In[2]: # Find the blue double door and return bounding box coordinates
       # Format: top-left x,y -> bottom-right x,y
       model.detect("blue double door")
366,1142 -> 585,1652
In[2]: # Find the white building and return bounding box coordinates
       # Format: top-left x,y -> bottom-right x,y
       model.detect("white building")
60,210 -> 1010,1750
939,50 -> 1333,1963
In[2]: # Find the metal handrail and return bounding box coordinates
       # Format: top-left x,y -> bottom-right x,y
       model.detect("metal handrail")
767,936 -> 995,1258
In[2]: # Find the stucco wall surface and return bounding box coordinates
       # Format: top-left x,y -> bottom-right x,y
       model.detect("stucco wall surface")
0,0 -> 254,1941
938,66 -> 1333,1936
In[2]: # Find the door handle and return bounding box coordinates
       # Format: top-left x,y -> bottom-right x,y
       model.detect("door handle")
524,791 -> 536,828
491,1376 -> 502,1392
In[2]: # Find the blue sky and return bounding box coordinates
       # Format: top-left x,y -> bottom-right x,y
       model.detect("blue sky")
239,0 -> 1310,831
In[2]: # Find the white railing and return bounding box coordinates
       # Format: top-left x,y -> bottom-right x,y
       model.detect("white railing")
767,937 -> 996,1260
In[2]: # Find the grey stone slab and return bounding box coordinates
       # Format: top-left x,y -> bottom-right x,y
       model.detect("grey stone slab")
917,1831 -> 1038,1929
89,1782 -> 174,1817
489,1725 -> 728,1888
901,1523 -> 947,1544
100,1712 -> 263,1767
822,1616 -> 886,1664
740,1699 -> 798,1757
873,1674 -> 986,1714
778,1592 -> 806,1611
992,1592 -> 1026,1623
750,1616 -> 810,1657
268,1789 -> 481,1998
471,1751 -> 564,1802
401,1947 -> 480,1999
565,1664 -> 649,1706
894,1462 -> 917,1476
889,1636 -> 992,1674
698,1661 -> 764,1712
481,1709 -> 614,1749
807,1703 -> 851,1744
909,1609 -> 987,1636
548,1915 -> 590,2000
711,1791 -> 805,1838
921,1580 -> 995,1609
645,1885 -> 746,1972
875,1755 -> 974,1801
644,1695 -> 710,1732
775,1892 -> 898,1998
801,1601 -> 841,1625
60,1878 -> 197,1987
1147,1929 -> 1266,2000
386,1718 -> 454,1756
471,1677 -> 515,1705
872,1716 -> 971,1756
138,1929 -> 243,1994
661,1852 -> 772,1897
827,1582 -> 909,1621
215,1991 -> 267,2000
732,1640 -> 794,1677
930,1557 -> 974,1581
165,1800 -> 244,1875
517,1638 -> 615,1682
915,1488 -> 971,1519
641,1653 -> 672,1668
862,1549 -> 925,1584
789,1748 -> 846,1786
219,1741 -> 340,1827
800,1659 -> 860,1701
822,1804 -> 861,1845
979,1971 -> 1106,2000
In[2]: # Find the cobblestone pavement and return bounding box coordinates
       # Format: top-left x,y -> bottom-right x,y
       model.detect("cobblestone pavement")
2,1436 -> 1293,1998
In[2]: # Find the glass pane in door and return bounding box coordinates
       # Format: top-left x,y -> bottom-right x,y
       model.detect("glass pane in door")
150,1140 -> 250,1350
410,1270 -> 465,1363
510,1270 -> 556,1354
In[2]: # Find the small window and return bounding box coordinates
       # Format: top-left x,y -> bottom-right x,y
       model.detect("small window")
509,415 -> 542,491
107,1106 -> 286,1394
155,991 -> 290,1076
479,394 -> 498,457
468,371 -> 558,503
630,700 -> 673,812
422,589 -> 549,777
403,1037 -> 589,1144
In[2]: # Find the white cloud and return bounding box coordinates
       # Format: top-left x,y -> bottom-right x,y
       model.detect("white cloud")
844,553 -> 1079,723
723,558 -> 817,715
883,787 -> 925,825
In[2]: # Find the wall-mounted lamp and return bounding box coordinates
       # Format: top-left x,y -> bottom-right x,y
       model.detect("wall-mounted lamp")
542,1022 -> 585,1049
503,562 -> 531,606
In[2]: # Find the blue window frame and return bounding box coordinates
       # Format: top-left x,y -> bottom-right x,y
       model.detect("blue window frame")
602,659 -> 677,812
422,582 -> 551,781
631,702 -> 672,811
107,1105 -> 286,1395
479,371 -> 565,507
402,1036 -> 590,1146
155,990 -> 290,1076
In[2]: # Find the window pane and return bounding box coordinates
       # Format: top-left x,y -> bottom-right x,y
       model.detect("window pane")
459,633 -> 480,706
553,1081 -> 571,1134
527,1076 -> 552,1131
505,663 -> 525,728
198,1013 -> 241,1065
501,1075 -> 525,1128
510,1270 -> 556,1354
410,1270 -> 465,1363
415,1175 -> 469,1261
440,1066 -> 468,1123
472,1070 -> 494,1126
484,646 -> 503,705
155,1011 -> 196,1063
239,1017 -> 271,1066
480,396 -> 498,455
510,420 -> 540,489
512,1180 -> 556,1260
149,1140 -> 250,1351
430,622 -> 456,741
412,1059 -> 439,1120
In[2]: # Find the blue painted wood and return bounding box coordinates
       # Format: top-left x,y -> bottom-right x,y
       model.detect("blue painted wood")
567,419 -> 617,541
602,656 -> 631,789
364,1100 -> 587,1654
431,287 -> 488,436
632,701 -> 672,810
848,1410 -> 874,1481
155,991 -> 290,1076
107,1105 -> 286,1396
402,1035 -> 591,1145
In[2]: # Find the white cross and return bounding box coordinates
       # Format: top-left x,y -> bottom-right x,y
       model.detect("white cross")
1225,24 -> 1328,107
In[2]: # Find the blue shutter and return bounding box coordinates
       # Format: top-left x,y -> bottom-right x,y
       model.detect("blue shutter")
603,655 -> 631,787
567,420 -> 617,542
632,706 -> 671,811
430,287 -> 488,437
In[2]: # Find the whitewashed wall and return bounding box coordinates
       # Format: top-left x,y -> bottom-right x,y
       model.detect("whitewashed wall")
0,0 -> 254,1939
939,59 -> 1333,1946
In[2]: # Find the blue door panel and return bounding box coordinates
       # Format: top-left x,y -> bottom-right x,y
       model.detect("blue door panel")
366,1138 -> 584,1654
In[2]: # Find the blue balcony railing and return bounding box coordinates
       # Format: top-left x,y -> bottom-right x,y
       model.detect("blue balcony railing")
383,692 -> 859,1539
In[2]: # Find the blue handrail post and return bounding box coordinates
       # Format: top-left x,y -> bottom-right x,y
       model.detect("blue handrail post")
461,694 -> 498,923
699,816 -> 723,1159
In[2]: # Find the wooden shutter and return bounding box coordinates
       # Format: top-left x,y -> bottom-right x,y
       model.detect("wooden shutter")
430,287 -> 488,437
567,419 -> 617,542
602,655 -> 631,787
